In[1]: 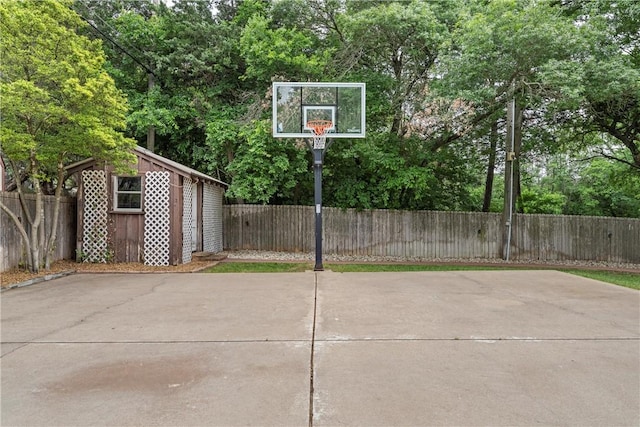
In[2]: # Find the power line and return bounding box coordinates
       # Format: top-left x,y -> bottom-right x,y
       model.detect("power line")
77,0 -> 151,63
74,6 -> 157,78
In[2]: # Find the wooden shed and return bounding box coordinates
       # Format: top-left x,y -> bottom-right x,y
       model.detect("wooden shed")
67,146 -> 228,266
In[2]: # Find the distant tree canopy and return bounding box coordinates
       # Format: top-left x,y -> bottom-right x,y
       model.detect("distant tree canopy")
72,0 -> 639,217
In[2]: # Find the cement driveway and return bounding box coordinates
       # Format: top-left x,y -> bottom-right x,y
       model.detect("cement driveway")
1,270 -> 638,426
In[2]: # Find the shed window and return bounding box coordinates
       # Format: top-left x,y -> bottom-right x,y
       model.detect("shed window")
113,176 -> 143,211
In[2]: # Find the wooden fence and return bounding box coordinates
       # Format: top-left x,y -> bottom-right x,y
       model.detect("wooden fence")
223,205 -> 640,263
1,192 -> 76,272
2,200 -> 638,271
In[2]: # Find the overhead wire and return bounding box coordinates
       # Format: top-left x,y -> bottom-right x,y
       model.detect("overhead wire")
78,0 -> 151,62
74,1 -> 157,78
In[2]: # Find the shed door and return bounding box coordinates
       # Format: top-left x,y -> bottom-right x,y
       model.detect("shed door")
191,183 -> 198,251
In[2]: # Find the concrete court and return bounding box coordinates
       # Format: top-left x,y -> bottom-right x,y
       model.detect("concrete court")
1,270 -> 638,426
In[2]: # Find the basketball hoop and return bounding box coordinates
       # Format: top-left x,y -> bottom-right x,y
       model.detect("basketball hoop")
273,82 -> 366,271
306,119 -> 333,149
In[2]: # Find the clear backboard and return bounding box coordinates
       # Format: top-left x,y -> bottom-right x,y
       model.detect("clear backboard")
272,82 -> 366,139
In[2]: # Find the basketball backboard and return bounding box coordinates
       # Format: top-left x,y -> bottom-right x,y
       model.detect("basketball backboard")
272,82 -> 366,139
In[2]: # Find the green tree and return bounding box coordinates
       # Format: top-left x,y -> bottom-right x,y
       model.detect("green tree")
77,0 -> 251,170
556,156 -> 640,218
74,0 -> 637,215
0,0 -> 136,272
221,120 -> 310,204
340,0 -> 450,137
435,0 -> 581,212
542,0 -> 640,169
239,13 -> 331,83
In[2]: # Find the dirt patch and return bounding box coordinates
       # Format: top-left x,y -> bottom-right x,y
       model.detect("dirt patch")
1,259 -> 216,288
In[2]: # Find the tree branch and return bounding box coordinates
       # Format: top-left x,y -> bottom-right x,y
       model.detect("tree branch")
0,199 -> 32,269
577,152 -> 640,170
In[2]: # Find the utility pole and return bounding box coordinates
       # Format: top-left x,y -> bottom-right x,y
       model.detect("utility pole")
147,72 -> 155,152
503,98 -> 516,260
147,0 -> 160,153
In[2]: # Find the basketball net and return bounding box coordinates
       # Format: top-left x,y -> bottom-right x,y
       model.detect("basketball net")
307,120 -> 333,150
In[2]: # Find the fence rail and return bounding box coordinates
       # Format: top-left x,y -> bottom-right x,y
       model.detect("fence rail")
1,192 -> 76,272
224,205 -> 640,263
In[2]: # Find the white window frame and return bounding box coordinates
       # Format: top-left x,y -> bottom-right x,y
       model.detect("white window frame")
113,175 -> 144,212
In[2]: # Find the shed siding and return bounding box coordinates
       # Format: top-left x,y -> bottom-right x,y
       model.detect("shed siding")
111,212 -> 144,263
211,184 -> 224,252
203,183 -> 224,253
169,170 -> 182,265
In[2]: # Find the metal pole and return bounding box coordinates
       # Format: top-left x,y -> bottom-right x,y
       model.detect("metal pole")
503,98 -> 516,260
313,148 -> 323,271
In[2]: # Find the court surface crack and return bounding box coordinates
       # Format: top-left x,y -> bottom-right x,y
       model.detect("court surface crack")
308,272 -> 319,427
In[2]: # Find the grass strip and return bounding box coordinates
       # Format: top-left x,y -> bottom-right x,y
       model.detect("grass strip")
204,262 -> 311,273
324,263 -> 511,272
205,261 -> 639,289
561,270 -> 640,290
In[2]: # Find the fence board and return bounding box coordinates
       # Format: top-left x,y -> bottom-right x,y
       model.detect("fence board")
223,205 -> 639,263
1,192 -> 77,272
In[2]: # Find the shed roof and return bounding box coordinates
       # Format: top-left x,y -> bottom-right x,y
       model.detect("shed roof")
134,146 -> 227,187
66,145 -> 228,188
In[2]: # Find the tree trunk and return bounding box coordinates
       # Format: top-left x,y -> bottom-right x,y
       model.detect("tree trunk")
30,187 -> 42,273
482,120 -> 499,212
10,159 -> 33,225
29,152 -> 42,273
45,159 -> 65,270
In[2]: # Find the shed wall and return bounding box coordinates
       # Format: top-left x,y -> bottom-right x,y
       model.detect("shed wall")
76,154 -> 225,265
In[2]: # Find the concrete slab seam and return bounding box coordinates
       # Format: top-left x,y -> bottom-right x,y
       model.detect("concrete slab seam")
2,339 -> 313,345
314,337 -> 640,342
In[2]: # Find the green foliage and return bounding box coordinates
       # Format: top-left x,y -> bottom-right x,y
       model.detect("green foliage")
519,188 -> 566,215
240,14 -> 331,82
223,120 -> 309,204
341,0 -> 447,78
339,0 -> 450,136
539,10 -> 640,168
563,159 -> 640,218
79,0 -> 639,217
0,0 -> 136,172
323,136 -> 480,211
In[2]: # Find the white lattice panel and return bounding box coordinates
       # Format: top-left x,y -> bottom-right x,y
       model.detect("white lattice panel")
182,177 -> 193,264
82,170 -> 108,262
203,183 -> 224,253
144,171 -> 170,266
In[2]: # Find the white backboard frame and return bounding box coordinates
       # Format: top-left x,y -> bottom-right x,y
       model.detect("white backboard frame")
302,106 -> 336,132
272,82 -> 366,139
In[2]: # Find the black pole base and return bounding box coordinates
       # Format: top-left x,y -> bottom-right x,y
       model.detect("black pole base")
313,149 -> 324,273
